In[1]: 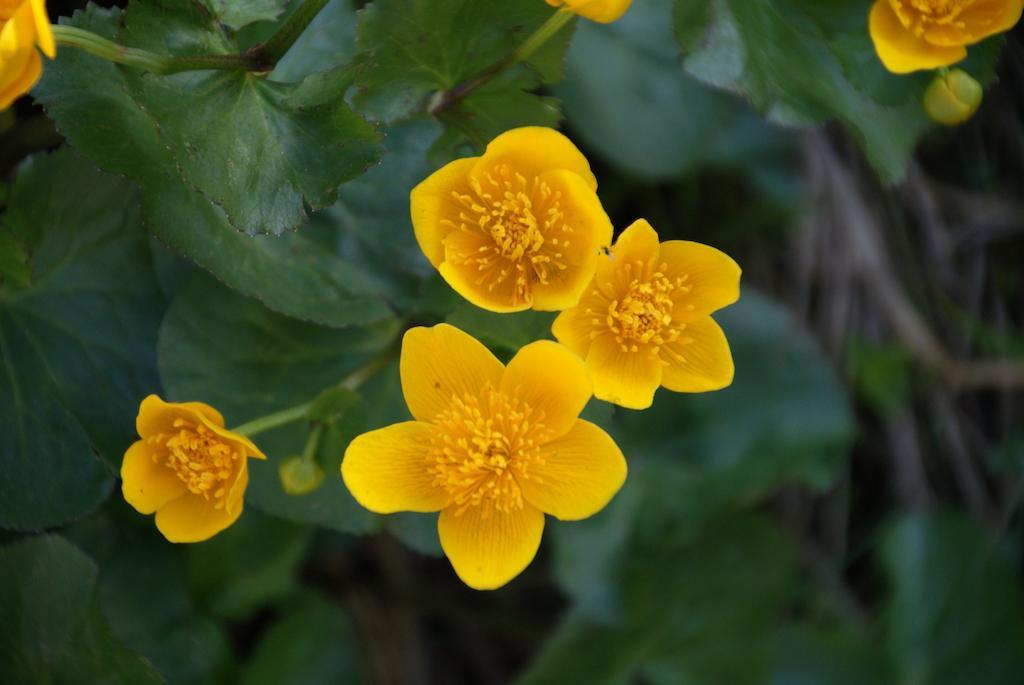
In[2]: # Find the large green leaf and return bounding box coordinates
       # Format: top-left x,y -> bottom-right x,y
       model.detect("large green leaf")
519,512 -> 793,685
202,0 -> 289,30
353,0 -> 573,146
673,0 -> 939,182
0,535 -> 163,684
882,511 -> 1024,685
34,3 -> 389,327
558,0 -> 787,179
0,150 -> 163,530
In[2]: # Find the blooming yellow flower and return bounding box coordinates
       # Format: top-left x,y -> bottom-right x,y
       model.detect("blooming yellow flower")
410,127 -> 613,313
552,219 -> 740,410
342,324 -> 627,590
869,0 -> 1023,74
121,395 -> 266,543
545,0 -> 632,23
0,0 -> 55,110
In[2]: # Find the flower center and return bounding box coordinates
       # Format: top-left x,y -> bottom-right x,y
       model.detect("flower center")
446,164 -> 572,305
606,263 -> 691,352
150,419 -> 239,507
891,0 -> 974,32
430,385 -> 547,516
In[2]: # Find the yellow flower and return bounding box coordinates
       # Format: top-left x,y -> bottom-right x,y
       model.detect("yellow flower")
869,0 -> 1023,74
552,219 -> 740,410
121,395 -> 266,543
410,127 -> 613,313
342,324 -> 627,590
1,0 -> 55,110
545,0 -> 632,23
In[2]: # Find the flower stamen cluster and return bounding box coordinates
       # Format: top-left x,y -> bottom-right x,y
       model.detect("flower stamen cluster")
155,419 -> 239,506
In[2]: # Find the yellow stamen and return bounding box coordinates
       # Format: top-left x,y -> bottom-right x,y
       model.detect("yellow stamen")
152,419 -> 239,509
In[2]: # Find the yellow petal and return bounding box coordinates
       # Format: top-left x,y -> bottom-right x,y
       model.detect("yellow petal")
530,169 -> 613,311
868,0 -> 966,73
523,419 -> 626,520
551,304 -> 596,359
660,316 -> 734,393
499,340 -> 592,439
120,440 -> 186,515
473,127 -> 597,191
225,461 -> 249,517
438,503 -> 545,590
196,413 -> 267,460
155,492 -> 243,543
551,0 -> 632,23
585,334 -> 663,409
440,230 -> 533,313
598,219 -> 660,285
0,42 -> 39,110
341,421 -> 447,514
960,0 -> 1024,42
658,240 -> 741,320
400,324 -> 505,422
410,157 -> 479,268
136,394 -> 225,437
29,0 -> 54,58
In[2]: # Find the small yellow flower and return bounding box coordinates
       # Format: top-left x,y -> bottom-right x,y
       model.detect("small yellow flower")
552,219 -> 740,410
0,0 -> 55,110
869,0 -> 1023,74
342,324 -> 627,590
121,395 -> 266,543
545,0 -> 632,23
410,127 -> 613,313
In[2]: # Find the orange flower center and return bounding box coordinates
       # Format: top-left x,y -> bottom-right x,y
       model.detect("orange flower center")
891,0 -> 974,32
150,419 -> 239,507
429,385 -> 547,516
446,164 -> 573,306
605,263 -> 691,354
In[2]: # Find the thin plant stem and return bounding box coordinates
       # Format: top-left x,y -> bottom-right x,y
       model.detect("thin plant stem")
260,0 -> 331,65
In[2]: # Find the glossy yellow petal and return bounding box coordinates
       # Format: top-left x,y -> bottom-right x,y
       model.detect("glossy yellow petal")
546,0 -> 632,24
473,127 -> 597,191
438,503 -> 545,590
225,463 -> 248,517
522,419 -> 626,520
658,240 -> 741,320
136,394 -> 225,437
551,303 -> 597,359
28,0 -> 54,58
500,340 -> 591,439
400,324 -> 505,423
196,413 -> 267,460
0,42 -> 38,110
598,218 -> 660,285
586,334 -> 663,409
440,230 -> 532,313
155,493 -> 243,543
410,157 -> 479,267
120,440 -> 186,515
869,0 -> 966,73
341,421 -> 447,514
530,169 -> 613,311
960,0 -> 1024,41
660,316 -> 734,393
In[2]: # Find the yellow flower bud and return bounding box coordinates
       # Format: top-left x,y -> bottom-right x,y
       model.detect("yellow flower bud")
278,456 -> 326,495
924,69 -> 983,126
0,0 -> 56,110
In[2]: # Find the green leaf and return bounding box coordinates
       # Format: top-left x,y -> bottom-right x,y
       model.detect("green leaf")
157,274 -> 395,536
0,535 -> 162,684
558,0 -> 787,179
519,512 -> 793,685
446,303 -> 556,357
185,510 -> 314,619
202,0 -> 289,30
38,1 -> 381,237
272,0 -> 359,82
882,511 -> 1024,685
36,5 -> 392,327
0,150 -> 164,531
0,229 -> 30,289
240,592 -> 364,685
770,626 -> 896,685
673,0 -> 933,183
353,0 -> 574,145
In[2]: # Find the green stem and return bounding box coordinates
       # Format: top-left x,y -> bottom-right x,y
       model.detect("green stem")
301,424 -> 324,461
429,8 -> 575,116
51,25 -> 259,74
232,402 -> 312,438
259,0 -> 330,66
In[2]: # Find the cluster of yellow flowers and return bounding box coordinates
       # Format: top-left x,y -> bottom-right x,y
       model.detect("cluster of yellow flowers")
0,0 -> 54,109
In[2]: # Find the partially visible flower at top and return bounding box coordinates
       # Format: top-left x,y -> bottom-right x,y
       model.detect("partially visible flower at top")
411,127 -> 613,313
122,395 -> 266,543
342,324 -> 627,590
545,0 -> 632,23
553,219 -> 740,410
869,0 -> 1023,74
1,0 -> 55,110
